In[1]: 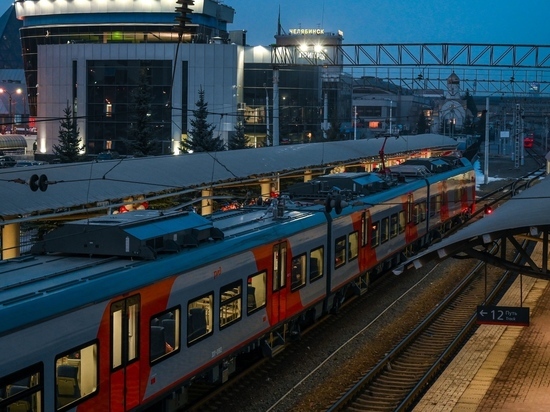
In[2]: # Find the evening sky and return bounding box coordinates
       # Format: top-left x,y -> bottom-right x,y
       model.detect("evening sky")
0,0 -> 546,46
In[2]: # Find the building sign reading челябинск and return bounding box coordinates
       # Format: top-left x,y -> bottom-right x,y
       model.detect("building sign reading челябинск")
289,29 -> 325,35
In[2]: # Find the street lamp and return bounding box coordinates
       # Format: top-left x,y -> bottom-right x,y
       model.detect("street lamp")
0,87 -> 22,133
371,97 -> 394,136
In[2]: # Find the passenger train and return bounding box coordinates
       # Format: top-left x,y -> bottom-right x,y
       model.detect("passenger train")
0,156 -> 476,412
524,133 -> 534,148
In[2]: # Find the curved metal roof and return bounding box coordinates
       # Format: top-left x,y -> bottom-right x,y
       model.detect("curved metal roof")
0,134 -> 458,222
0,134 -> 28,150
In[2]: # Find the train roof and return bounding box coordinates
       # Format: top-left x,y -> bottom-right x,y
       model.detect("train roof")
0,204 -> 327,335
30,210 -> 224,260
287,157 -> 472,201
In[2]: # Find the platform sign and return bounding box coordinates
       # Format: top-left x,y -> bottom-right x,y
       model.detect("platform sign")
476,305 -> 529,326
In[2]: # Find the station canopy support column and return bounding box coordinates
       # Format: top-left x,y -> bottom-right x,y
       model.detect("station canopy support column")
259,179 -> 274,201
201,188 -> 213,216
1,220 -> 20,259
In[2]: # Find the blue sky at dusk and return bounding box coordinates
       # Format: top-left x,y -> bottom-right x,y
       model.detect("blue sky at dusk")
229,0 -> 548,46
0,0 -> 547,46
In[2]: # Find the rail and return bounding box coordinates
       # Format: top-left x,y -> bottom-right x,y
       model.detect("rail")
327,236 -> 532,411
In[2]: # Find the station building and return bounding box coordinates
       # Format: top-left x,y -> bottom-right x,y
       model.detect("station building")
6,1 -> 433,155
15,0 -> 242,155
12,0 -> 355,152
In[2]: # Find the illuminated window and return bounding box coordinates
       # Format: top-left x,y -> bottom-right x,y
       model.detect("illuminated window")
381,217 -> 389,243
187,294 -> 213,345
390,213 -> 398,238
291,254 -> 307,291
55,343 -> 98,409
220,281 -> 242,328
348,231 -> 359,261
371,222 -> 379,247
273,242 -> 287,291
310,247 -> 324,282
0,365 -> 43,412
335,236 -> 346,268
247,271 -> 267,314
105,100 -> 112,117
399,211 -> 406,233
150,308 -> 180,363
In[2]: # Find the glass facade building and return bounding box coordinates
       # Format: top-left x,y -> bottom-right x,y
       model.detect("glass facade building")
86,60 -> 174,154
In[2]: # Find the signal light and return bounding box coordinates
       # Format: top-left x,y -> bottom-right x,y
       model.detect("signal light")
29,174 -> 48,192
484,204 -> 492,215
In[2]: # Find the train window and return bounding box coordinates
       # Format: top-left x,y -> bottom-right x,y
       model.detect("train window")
150,308 -> 181,363
419,202 -> 427,222
348,231 -> 358,261
434,194 -> 441,214
187,294 -> 213,345
390,213 -> 398,238
380,217 -> 389,243
0,364 -> 42,412
55,342 -> 98,410
361,212 -> 367,246
272,242 -> 287,292
454,187 -> 460,205
370,221 -> 379,247
412,204 -> 421,225
334,236 -> 346,268
310,247 -> 324,282
111,295 -> 140,370
430,195 -> 436,217
291,254 -> 307,291
398,211 -> 406,233
247,271 -> 267,314
220,281 -> 242,328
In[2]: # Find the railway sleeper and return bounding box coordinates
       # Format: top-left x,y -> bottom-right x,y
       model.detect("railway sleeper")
369,383 -> 411,395
356,397 -> 403,408
394,358 -> 435,368
388,364 -> 428,374
378,374 -> 419,384
384,365 -> 425,375
411,341 -> 448,351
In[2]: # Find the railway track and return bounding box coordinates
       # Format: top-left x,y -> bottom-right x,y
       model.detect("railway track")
325,242 -> 518,411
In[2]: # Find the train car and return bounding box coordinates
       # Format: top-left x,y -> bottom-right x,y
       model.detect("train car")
0,156 -> 475,412
524,134 -> 534,148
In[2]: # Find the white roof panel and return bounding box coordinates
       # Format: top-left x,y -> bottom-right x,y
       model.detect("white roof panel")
0,134 -> 458,219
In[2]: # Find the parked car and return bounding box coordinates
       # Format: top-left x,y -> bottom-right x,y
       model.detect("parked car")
97,151 -> 120,161
15,160 -> 49,167
0,156 -> 17,168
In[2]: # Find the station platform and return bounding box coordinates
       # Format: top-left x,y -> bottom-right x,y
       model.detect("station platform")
414,240 -> 550,411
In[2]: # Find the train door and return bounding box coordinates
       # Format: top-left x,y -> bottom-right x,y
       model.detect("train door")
110,295 -> 140,412
271,241 -> 288,323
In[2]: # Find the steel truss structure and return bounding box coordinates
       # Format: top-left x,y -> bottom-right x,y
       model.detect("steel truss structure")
272,43 -> 550,96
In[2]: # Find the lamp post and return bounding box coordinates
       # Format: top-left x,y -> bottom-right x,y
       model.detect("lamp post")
371,97 -> 394,136
0,87 -> 22,133
264,83 -> 270,145
389,99 -> 393,136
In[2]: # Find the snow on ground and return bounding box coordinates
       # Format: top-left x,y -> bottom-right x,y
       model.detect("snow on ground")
473,160 -> 505,190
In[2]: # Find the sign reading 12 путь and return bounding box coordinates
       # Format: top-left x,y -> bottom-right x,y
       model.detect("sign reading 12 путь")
476,305 -> 529,326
